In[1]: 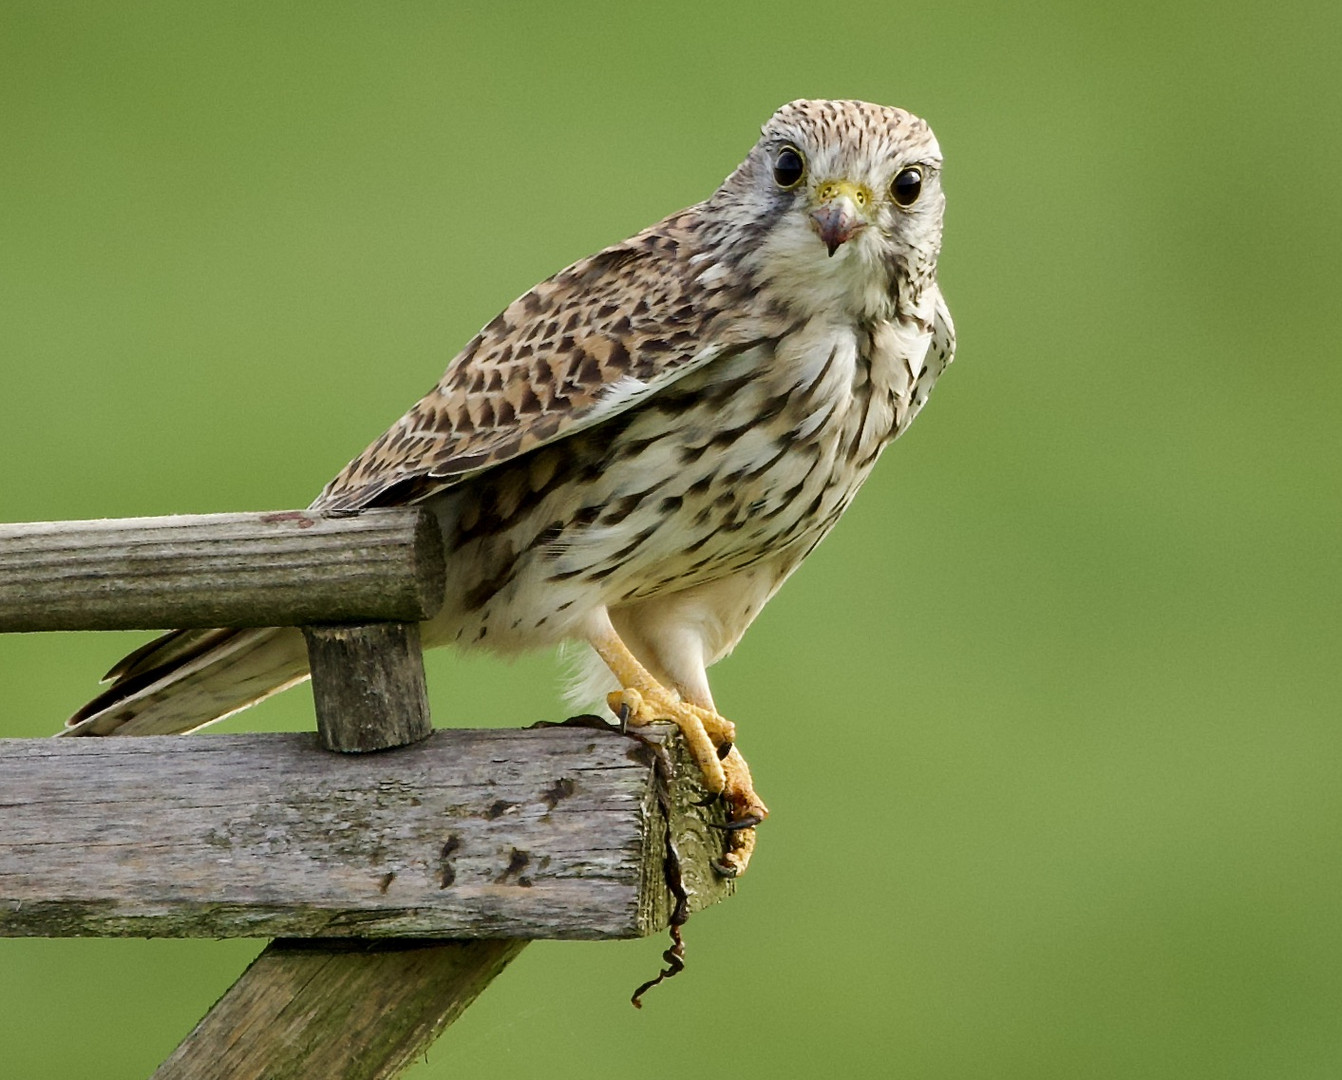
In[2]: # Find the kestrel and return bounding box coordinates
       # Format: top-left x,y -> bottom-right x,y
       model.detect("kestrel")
66,100 -> 955,875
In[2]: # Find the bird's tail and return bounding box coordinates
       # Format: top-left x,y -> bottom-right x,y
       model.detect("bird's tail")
63,626 -> 311,737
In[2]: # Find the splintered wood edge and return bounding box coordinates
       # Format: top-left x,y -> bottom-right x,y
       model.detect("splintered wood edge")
633,725 -> 738,934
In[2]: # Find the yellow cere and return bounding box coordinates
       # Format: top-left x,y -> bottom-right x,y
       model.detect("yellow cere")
814,178 -> 873,211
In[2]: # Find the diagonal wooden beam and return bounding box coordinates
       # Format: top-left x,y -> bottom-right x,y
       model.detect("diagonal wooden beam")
170,619 -> 524,1079
0,508 -> 737,1078
151,937 -> 528,1080
123,624 -> 731,1079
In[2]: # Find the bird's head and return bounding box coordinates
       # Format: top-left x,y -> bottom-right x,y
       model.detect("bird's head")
707,99 -> 945,319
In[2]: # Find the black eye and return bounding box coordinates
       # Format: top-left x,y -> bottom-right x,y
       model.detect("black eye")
890,166 -> 923,207
773,145 -> 805,189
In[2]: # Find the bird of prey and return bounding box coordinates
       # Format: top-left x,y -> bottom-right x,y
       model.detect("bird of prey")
66,99 -> 955,875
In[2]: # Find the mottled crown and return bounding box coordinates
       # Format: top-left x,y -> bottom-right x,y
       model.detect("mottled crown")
763,99 -> 940,166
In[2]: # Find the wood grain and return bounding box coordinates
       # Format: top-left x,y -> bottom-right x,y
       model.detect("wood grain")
0,726 -> 732,940
303,623 -> 434,752
0,507 -> 445,631
151,938 -> 528,1080
151,624 -> 530,1079
1,508 -> 738,1077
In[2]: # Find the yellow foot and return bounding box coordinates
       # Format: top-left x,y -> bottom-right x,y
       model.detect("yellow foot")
607,687 -> 769,877
608,686 -> 733,793
712,745 -> 768,878
714,824 -> 756,878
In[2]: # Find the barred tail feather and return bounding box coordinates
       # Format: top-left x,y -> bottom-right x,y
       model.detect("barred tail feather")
63,627 -> 311,737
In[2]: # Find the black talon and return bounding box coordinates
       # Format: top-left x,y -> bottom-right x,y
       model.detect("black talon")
715,741 -> 733,761
617,702 -> 632,735
709,813 -> 763,832
691,791 -> 722,807
711,859 -> 740,878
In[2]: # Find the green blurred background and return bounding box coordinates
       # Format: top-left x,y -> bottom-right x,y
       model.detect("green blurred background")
2,2 -> 1340,1076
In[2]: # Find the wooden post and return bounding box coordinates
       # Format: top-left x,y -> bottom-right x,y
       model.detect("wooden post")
152,608 -> 525,1080
0,508 -> 738,1077
303,623 -> 434,752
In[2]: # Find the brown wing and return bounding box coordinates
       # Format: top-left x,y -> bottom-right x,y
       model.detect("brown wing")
314,205 -> 774,512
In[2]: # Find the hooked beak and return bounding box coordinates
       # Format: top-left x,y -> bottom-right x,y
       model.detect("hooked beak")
809,179 -> 871,257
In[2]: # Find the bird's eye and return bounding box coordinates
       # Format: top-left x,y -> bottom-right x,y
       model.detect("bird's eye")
773,145 -> 806,189
890,166 -> 923,207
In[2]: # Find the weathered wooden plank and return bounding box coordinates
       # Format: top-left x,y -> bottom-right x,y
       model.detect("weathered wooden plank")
0,508 -> 445,631
0,727 -> 732,939
151,938 -> 527,1080
302,623 -> 435,752
155,619 -> 531,1080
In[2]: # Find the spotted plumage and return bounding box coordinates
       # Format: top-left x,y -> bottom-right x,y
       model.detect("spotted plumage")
67,99 -> 955,872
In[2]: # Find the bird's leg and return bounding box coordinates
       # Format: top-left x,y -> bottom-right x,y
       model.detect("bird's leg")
589,628 -> 729,791
588,628 -> 768,876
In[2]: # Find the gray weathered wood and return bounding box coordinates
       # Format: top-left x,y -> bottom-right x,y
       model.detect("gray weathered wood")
0,508 -> 445,632
151,937 -> 527,1080
156,615 -> 527,1080
0,508 -> 739,1077
0,727 -> 732,940
303,623 -> 434,752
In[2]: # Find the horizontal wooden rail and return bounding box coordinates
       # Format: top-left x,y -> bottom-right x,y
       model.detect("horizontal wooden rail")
0,508 -> 445,632
0,507 -> 742,1077
0,725 -> 731,940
